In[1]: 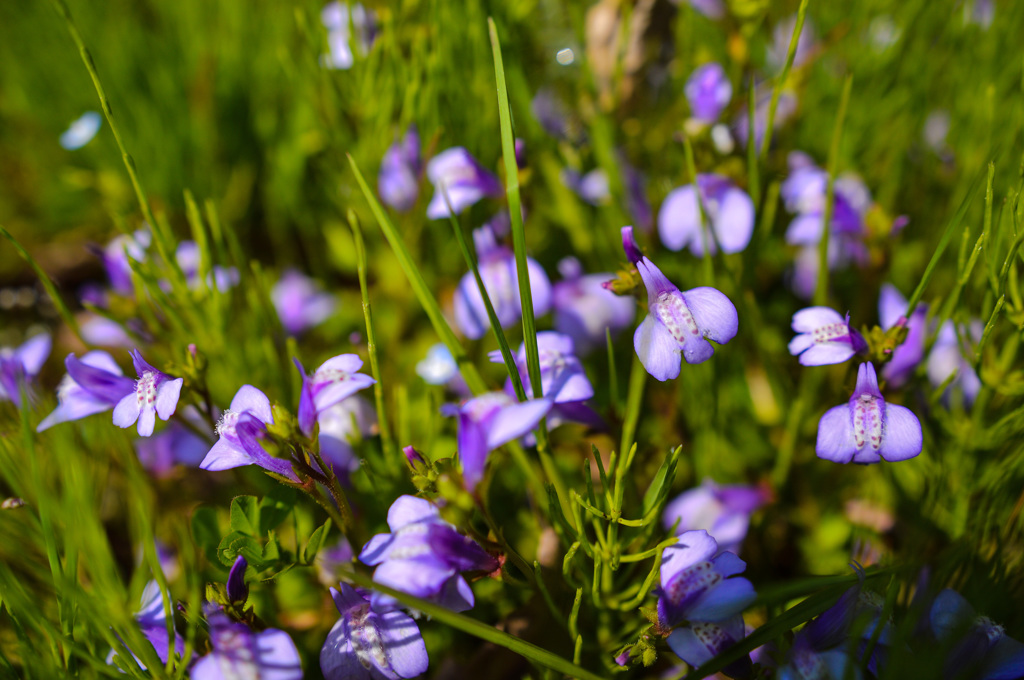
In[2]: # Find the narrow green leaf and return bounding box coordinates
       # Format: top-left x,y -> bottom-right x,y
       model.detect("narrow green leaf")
0,225 -> 82,342
229,496 -> 260,536
302,519 -> 332,564
760,0 -> 809,158
813,74 -> 853,306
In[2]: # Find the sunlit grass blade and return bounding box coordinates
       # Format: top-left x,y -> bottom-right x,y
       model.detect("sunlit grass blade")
760,0 -> 809,158
813,74 -> 853,306
343,570 -> 607,680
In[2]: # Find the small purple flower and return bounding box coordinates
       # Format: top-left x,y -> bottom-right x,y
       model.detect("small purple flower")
657,530 -> 756,629
667,615 -> 752,679
321,583 -> 429,680
622,226 -> 739,381
379,126 -> 421,211
321,2 -> 376,70
318,395 -> 377,481
965,0 -> 994,28
778,633 -> 861,680
930,589 -> 1024,680
359,495 -> 498,612
294,354 -> 376,436
788,307 -> 868,366
783,154 -> 871,259
316,537 -> 354,586
60,111 -> 102,150
425,147 -> 502,219
192,604 -> 302,680
767,15 -> 816,72
95,230 -> 150,295
658,174 -> 755,256
135,413 -> 209,478
445,391 -> 552,491
111,351 -> 183,437
226,556 -> 249,603
106,581 -> 184,670
686,63 -> 732,124
0,333 -> 51,408
622,157 -> 654,233
174,241 -> 239,292
561,168 -> 610,206
733,86 -> 797,149
416,343 -> 459,385
452,226 -> 552,340
79,314 -> 134,347
927,320 -> 983,407
552,257 -> 636,356
271,269 -> 337,336
37,351 -> 134,431
532,88 -> 572,140
663,479 -> 770,554
200,385 -> 296,480
816,362 -> 923,465
878,284 -> 928,387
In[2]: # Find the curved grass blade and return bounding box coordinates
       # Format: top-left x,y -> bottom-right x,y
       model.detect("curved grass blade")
0,225 -> 82,342
760,0 -> 809,158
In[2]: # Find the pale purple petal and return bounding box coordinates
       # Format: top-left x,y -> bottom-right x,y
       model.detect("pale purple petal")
229,385 -> 274,424
387,495 -> 439,530
252,629 -> 303,680
712,552 -> 748,578
681,332 -> 715,365
313,373 -> 376,414
878,284 -> 907,330
687,577 -> 757,621
137,406 -> 157,437
683,287 -> 739,345
485,398 -> 552,450
878,404 -> 922,462
798,343 -> 856,367
852,362 -> 883,399
37,392 -> 112,431
154,378 -> 182,420
200,438 -> 253,471
372,556 -> 454,600
358,534 -> 394,565
816,405 -> 856,464
113,393 -> 141,429
16,334 -> 51,375
378,609 -> 430,677
660,531 -> 719,588
715,188 -> 755,253
658,185 -> 702,252
524,257 -> 553,317
792,306 -> 845,332
634,315 -> 681,381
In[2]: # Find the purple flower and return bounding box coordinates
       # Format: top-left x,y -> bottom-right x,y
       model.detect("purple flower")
321,2 -> 376,70
227,556 -> 249,603
663,479 -> 770,554
79,314 -> 134,347
561,168 -> 610,206
927,320 -> 983,407
192,604 -> 302,680
135,408 -> 209,477
622,226 -> 739,381
686,63 -> 732,123
425,147 -> 502,219
321,583 -> 429,680
622,157 -> 654,233
200,385 -> 296,480
416,343 -> 459,385
816,362 -> 923,464
767,15 -> 816,72
878,284 -> 928,387
37,351 -> 134,431
532,89 -> 572,139
317,537 -> 354,586
318,395 -> 377,481
359,495 -> 498,612
111,351 -> 183,437
445,391 -> 552,491
173,241 -> 239,292
930,589 -> 1024,680
60,111 -> 102,150
658,174 -> 755,255
733,86 -> 797,149
106,581 -> 184,670
379,126 -> 421,211
95,230 -> 150,295
0,333 -> 51,408
552,257 -> 636,356
965,0 -> 994,28
452,226 -> 552,340
657,530 -> 756,629
788,307 -> 867,366
271,269 -> 337,335
667,615 -> 752,680
778,634 -> 860,680
294,354 -> 376,436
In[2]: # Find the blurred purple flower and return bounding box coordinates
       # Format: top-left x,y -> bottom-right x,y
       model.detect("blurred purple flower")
623,226 -> 738,381
200,385 -> 296,480
425,147 -> 502,219
663,479 -> 769,554
767,15 -> 816,72
452,226 -> 552,340
106,581 -> 184,670
552,257 -> 636,356
445,391 -> 552,491
379,126 -> 421,211
192,604 -> 302,680
79,314 -> 135,347
174,241 -> 239,293
658,174 -> 755,256
94,230 -> 150,295
321,2 -> 375,70
37,351 -> 133,431
359,495 -> 498,612
416,343 -> 459,385
561,168 -> 610,206
317,395 -> 377,481
111,350 -> 182,437
532,88 -> 572,139
927,320 -> 983,407
294,354 -> 376,436
733,86 -> 797,150
316,537 -> 354,586
135,413 -> 209,478
878,284 -> 928,387
686,63 -> 732,123
0,333 -> 51,408
60,111 -> 102,150
226,556 -> 249,604
271,269 -> 337,336
816,362 -> 923,464
668,615 -> 752,679
930,589 -> 1024,680
657,530 -> 756,629
965,0 -> 994,28
321,583 -> 429,680
789,307 -> 867,366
